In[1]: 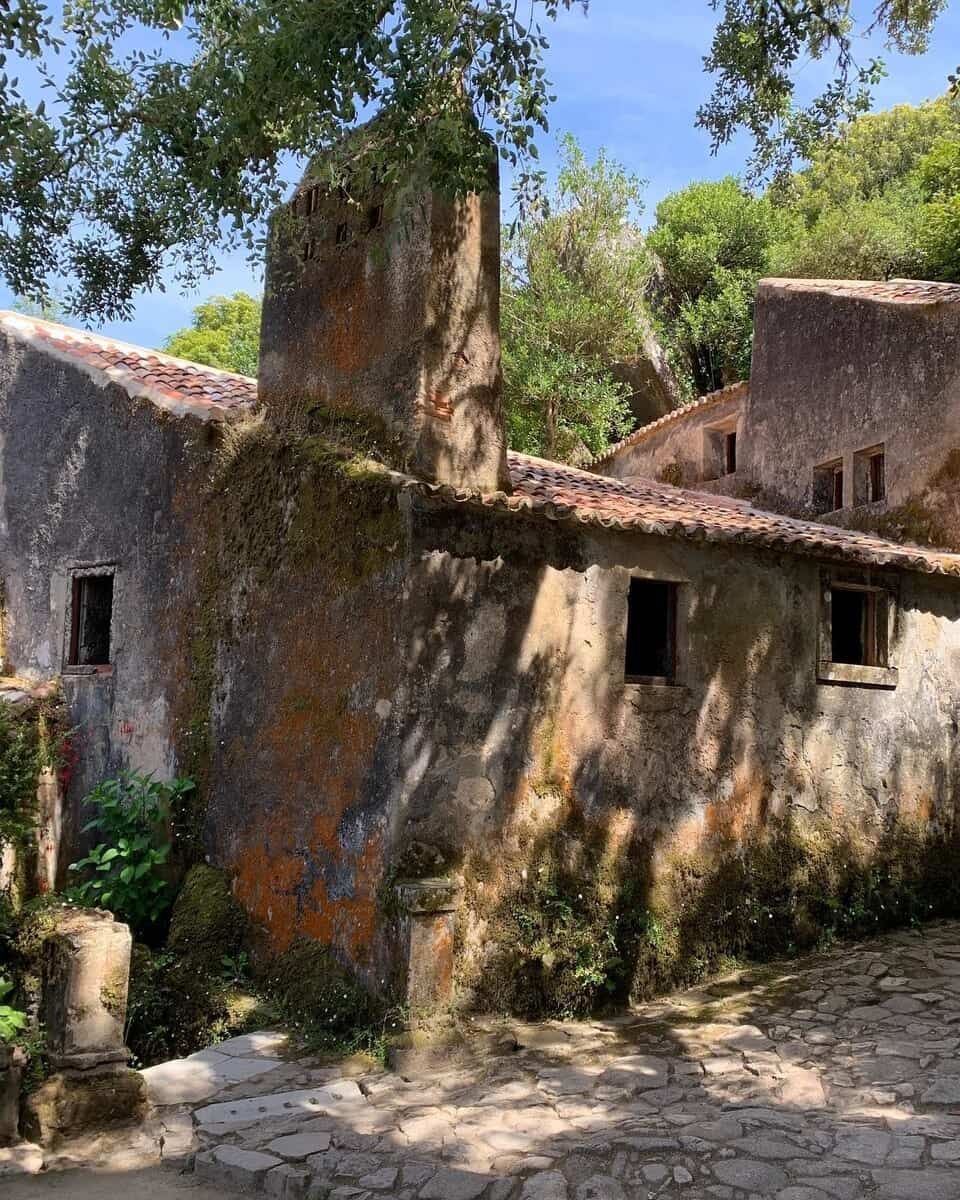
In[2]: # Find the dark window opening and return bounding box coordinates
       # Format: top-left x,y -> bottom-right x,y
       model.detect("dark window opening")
723,431 -> 737,475
367,203 -> 384,231
831,587 -> 885,667
335,222 -> 351,245
869,451 -> 886,502
813,460 -> 844,513
69,574 -> 113,666
854,444 -> 886,505
625,579 -> 677,682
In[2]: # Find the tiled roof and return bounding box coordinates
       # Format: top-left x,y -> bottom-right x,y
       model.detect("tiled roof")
761,278 -> 960,306
6,312 -> 960,577
0,311 -> 258,422
590,381 -> 748,467
385,452 -> 960,578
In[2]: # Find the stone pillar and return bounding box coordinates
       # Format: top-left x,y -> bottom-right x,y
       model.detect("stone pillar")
395,878 -> 463,1018
23,908 -> 146,1144
34,766 -> 62,894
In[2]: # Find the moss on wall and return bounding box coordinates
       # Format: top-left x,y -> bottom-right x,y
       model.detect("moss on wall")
170,413 -> 405,869
166,864 -> 247,971
462,797 -> 960,1019
262,935 -> 374,1042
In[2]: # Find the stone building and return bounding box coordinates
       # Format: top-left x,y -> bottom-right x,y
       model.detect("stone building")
597,278 -> 960,545
3,173 -> 960,1007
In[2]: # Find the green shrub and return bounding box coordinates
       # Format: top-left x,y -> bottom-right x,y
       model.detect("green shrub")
66,772 -> 194,937
125,943 -> 262,1066
0,976 -> 26,1043
166,864 -> 247,972
469,810 -> 960,1019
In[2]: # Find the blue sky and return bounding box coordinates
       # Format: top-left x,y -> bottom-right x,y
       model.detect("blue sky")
3,0 -> 959,349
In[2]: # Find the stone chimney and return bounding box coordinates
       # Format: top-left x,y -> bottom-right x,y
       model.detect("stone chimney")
259,158 -> 510,493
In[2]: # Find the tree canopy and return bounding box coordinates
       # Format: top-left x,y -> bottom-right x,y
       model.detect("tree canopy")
1,0 -> 953,320
501,135 -> 644,463
163,291 -> 261,377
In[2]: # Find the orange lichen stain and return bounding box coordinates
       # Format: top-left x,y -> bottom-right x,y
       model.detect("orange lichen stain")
227,583 -> 396,969
320,267 -> 389,374
704,765 -> 770,843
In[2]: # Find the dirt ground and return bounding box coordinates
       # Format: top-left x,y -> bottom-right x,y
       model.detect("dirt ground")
6,1167 -> 241,1198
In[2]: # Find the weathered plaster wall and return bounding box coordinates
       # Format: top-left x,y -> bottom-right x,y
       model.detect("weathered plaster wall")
746,281 -> 960,534
196,434 -> 960,993
391,503 -> 960,993
0,333 -> 212,864
600,388 -> 746,491
259,168 -> 509,493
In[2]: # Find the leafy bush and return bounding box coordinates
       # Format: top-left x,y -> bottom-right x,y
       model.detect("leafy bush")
0,976 -> 26,1043
0,699 -> 58,854
125,945 -> 244,1066
67,772 -> 195,937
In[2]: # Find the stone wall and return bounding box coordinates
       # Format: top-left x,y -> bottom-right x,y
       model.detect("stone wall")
196,437 -> 960,992
260,164 -> 509,493
745,280 -> 960,536
0,331 -> 212,871
598,386 -> 746,492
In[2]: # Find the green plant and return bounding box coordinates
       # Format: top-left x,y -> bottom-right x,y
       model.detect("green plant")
220,951 -> 250,984
67,772 -> 195,936
0,976 -> 26,1043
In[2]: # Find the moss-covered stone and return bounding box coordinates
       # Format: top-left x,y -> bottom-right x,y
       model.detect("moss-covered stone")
464,803 -> 960,1020
264,936 -> 374,1041
22,1067 -> 146,1146
166,864 -> 247,972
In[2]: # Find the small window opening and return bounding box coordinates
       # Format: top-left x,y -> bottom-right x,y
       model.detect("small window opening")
69,574 -> 113,667
830,587 -> 886,667
723,431 -> 737,475
625,579 -> 677,682
869,450 -> 885,502
367,203 -> 384,231
854,444 -> 886,505
335,221 -> 351,245
813,459 -> 844,513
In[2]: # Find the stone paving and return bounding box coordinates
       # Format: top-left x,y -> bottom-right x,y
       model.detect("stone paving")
17,922 -> 960,1199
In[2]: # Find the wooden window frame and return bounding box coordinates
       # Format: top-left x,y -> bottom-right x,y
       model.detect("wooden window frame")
817,570 -> 898,688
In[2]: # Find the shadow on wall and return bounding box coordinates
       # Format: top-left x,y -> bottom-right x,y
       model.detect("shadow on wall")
393,524 -> 960,1018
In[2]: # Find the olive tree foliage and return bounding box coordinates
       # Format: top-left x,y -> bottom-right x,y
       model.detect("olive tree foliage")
163,291 -> 261,376
1,0 -> 579,320
1,0 -> 953,322
698,0 -> 951,178
501,135 -> 643,463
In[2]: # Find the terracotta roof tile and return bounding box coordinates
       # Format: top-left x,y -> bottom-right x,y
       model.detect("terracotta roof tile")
0,311 -> 258,422
384,452 -> 960,579
590,381 -> 748,467
5,313 -> 960,578
761,277 -> 960,305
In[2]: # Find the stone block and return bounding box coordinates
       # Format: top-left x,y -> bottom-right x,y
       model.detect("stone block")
419,1166 -> 491,1199
395,878 -> 463,1016
0,1142 -> 43,1176
196,1144 -> 284,1193
266,1163 -> 312,1197
40,907 -> 132,1072
22,1066 -> 147,1146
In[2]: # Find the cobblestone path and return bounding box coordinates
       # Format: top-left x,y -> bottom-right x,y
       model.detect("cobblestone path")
51,923 -> 960,1197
